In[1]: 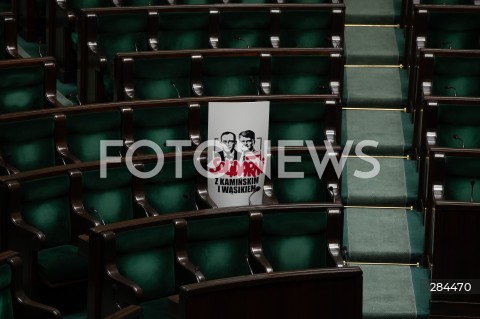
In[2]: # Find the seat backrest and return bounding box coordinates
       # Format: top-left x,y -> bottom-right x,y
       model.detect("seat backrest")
219,11 -> 270,48
436,104 -> 480,149
132,105 -> 189,153
426,11 -> 480,50
279,10 -> 332,48
66,110 -> 122,162
187,215 -> 251,280
270,55 -> 331,94
0,63 -> 45,114
20,175 -> 72,248
261,209 -> 328,271
81,166 -> 134,224
202,55 -> 260,96
432,55 -> 480,97
157,11 -> 210,50
443,156 -> 480,202
0,117 -> 56,171
142,160 -> 198,214
271,152 -> 328,203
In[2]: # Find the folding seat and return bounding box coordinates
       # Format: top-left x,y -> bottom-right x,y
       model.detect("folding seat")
0,12 -> 18,59
0,58 -> 57,114
115,53 -> 192,100
259,204 -> 343,272
0,250 -> 61,319
4,173 -> 91,314
157,10 -> 210,50
78,8 -> 156,103
217,10 -> 271,48
65,109 -> 122,162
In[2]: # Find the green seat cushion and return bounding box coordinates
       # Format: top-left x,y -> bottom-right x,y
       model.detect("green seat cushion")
37,245 -> 88,286
202,56 -> 260,96
427,12 -> 480,50
133,106 -> 189,154
0,264 -> 14,319
269,101 -> 326,146
271,153 -> 328,203
63,310 -> 87,319
262,211 -> 328,271
444,156 -> 480,202
82,167 -> 134,224
158,12 -> 210,50
66,111 -> 122,162
187,216 -> 250,280
280,11 -> 332,48
21,175 -> 71,247
437,104 -> 480,149
270,56 -> 330,94
219,12 -> 270,48
116,224 -> 176,301
432,56 -> 480,97
143,161 -> 197,214
133,57 -> 192,99
0,65 -> 45,113
0,117 -> 56,171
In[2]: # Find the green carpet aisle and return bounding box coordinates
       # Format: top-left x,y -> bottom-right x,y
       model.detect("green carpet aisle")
341,0 -> 431,318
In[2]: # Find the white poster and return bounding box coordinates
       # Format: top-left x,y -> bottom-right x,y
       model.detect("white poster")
207,101 -> 270,207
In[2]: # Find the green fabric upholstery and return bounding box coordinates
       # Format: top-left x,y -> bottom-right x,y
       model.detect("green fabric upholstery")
37,245 -> 87,286
219,12 -> 270,48
157,12 -> 210,50
432,56 -> 480,97
271,153 -> 328,203
202,56 -> 260,96
444,156 -> 480,202
141,298 -> 176,319
187,216 -> 250,280
96,13 -> 149,61
133,57 -> 192,99
67,0 -> 107,14
115,224 -> 176,301
143,160 -> 197,214
0,65 -> 45,114
437,105 -> 480,149
270,56 -> 330,94
81,167 -> 134,224
66,111 -> 122,162
269,101 -> 326,146
262,211 -> 328,271
133,105 -> 189,154
426,12 -> 480,50
279,11 -> 332,48
21,175 -> 71,248
0,264 -> 14,319
0,117 -> 56,171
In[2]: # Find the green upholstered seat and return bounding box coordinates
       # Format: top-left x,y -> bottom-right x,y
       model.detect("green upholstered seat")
218,11 -> 270,48
0,64 -> 45,114
133,57 -> 192,99
187,215 -> 251,280
143,160 -> 197,214
132,106 -> 189,154
157,12 -> 210,50
81,167 -> 134,224
0,117 -> 56,171
202,56 -> 260,96
432,56 -> 480,97
271,153 -> 328,203
114,224 -> 178,317
279,10 -> 332,48
262,210 -> 328,271
436,105 -> 480,149
20,175 -> 88,285
269,101 -> 327,146
443,156 -> 480,202
270,55 -> 331,94
0,263 -> 14,319
426,12 -> 480,50
66,111 -> 122,162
